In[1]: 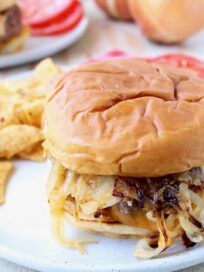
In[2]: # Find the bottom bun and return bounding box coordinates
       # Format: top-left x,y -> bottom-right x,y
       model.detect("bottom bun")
0,27 -> 29,55
65,212 -> 150,238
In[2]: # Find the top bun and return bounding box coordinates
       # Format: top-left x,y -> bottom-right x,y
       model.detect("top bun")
0,0 -> 16,11
45,58 -> 204,177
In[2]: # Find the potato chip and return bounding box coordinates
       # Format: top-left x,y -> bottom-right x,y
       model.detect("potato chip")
0,83 -> 13,95
35,58 -> 61,82
0,58 -> 61,161
0,125 -> 44,159
2,77 -> 46,99
0,97 -> 19,130
15,100 -> 44,128
0,59 -> 61,204
19,143 -> 45,162
0,92 -> 44,130
1,59 -> 61,99
0,161 -> 13,204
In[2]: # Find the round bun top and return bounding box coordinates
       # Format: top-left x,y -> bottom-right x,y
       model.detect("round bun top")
45,58 -> 204,177
0,0 -> 16,11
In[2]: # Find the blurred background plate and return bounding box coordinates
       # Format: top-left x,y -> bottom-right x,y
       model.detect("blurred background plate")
0,17 -> 88,69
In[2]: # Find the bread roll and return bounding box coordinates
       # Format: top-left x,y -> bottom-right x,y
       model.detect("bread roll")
45,58 -> 204,177
128,0 -> 204,43
65,211 -> 151,237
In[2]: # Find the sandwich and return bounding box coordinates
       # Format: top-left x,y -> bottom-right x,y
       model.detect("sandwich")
0,0 -> 28,54
44,58 -> 204,258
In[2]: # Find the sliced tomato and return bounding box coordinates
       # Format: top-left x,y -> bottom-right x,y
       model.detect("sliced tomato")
89,51 -> 204,77
18,0 -> 78,27
31,1 -> 79,28
144,54 -> 204,77
31,3 -> 83,36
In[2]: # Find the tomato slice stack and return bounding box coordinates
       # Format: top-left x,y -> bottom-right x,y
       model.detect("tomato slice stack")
89,51 -> 204,78
18,0 -> 84,36
144,54 -> 204,77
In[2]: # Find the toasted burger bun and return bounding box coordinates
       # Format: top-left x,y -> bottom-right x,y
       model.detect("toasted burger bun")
45,58 -> 204,177
0,0 -> 16,12
65,212 -> 150,238
128,0 -> 204,44
0,27 -> 29,55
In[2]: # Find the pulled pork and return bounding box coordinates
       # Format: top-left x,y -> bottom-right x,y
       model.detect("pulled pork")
113,168 -> 204,212
111,168 -> 204,255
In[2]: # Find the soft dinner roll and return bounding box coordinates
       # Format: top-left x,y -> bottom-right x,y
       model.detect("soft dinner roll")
44,58 -> 204,177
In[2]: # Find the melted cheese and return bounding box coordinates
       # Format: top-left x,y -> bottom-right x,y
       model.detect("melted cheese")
110,205 -> 157,231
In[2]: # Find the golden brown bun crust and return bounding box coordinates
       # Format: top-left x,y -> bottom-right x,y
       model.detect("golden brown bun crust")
128,0 -> 204,44
65,212 -> 150,237
0,27 -> 29,55
45,58 -> 204,177
0,0 -> 16,11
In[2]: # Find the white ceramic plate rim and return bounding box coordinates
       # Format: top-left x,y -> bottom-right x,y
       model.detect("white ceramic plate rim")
1,244 -> 204,272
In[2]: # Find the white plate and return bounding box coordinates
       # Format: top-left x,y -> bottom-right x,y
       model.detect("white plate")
1,71 -> 204,272
0,17 -> 88,69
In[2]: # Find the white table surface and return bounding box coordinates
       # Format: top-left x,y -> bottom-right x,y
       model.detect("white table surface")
0,0 -> 204,271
